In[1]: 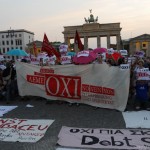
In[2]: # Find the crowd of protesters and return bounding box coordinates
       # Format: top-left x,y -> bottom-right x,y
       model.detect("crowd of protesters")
0,60 -> 18,104
0,53 -> 150,111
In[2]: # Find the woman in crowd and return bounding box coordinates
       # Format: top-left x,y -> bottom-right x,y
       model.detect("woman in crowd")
133,59 -> 150,110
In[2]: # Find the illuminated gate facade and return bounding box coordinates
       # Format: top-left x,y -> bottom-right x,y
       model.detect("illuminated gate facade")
62,12 -> 122,52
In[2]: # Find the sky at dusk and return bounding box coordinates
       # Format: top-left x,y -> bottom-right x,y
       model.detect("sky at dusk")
1,0 -> 150,48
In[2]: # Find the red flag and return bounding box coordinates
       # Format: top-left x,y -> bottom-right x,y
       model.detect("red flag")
41,33 -> 60,59
41,33 -> 53,56
74,30 -> 84,51
33,41 -> 37,57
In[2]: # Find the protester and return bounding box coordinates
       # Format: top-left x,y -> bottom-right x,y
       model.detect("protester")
133,59 -> 150,110
0,68 -> 5,100
2,62 -> 13,104
134,80 -> 150,110
94,55 -> 103,64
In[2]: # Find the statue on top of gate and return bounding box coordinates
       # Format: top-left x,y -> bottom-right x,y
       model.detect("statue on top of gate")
84,9 -> 98,24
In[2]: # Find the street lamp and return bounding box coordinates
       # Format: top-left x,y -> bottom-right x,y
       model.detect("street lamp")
7,29 -> 14,38
7,28 -> 15,60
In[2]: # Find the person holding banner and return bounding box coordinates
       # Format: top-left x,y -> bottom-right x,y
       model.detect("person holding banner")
134,80 -> 150,110
134,59 -> 150,110
93,55 -> 103,64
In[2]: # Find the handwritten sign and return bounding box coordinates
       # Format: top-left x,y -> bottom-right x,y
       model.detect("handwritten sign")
136,68 -> 150,80
107,48 -> 114,54
57,126 -> 150,149
59,44 -> 68,53
120,64 -> 130,70
120,50 -> 128,56
61,56 -> 72,65
0,118 -> 54,142
48,55 -> 56,65
134,51 -> 145,58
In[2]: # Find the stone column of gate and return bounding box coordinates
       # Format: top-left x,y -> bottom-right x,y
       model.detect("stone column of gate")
147,41 -> 150,56
140,41 -> 142,51
116,34 -> 121,50
107,34 -> 110,49
97,35 -> 101,48
65,37 -> 71,51
64,37 -> 68,45
84,36 -> 88,50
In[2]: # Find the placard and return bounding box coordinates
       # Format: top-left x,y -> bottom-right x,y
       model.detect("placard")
0,118 -> 54,142
57,126 -> 150,150
120,64 -> 130,70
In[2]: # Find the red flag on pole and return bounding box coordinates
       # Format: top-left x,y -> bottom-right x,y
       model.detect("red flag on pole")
41,33 -> 60,59
33,41 -> 37,57
74,30 -> 84,51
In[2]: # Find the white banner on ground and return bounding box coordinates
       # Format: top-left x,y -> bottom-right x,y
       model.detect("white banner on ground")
122,111 -> 150,128
0,118 -> 54,142
0,106 -> 18,117
57,126 -> 150,150
16,61 -> 130,111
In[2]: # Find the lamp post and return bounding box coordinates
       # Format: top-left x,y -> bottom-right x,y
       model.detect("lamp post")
7,28 -> 15,60
7,29 -> 14,38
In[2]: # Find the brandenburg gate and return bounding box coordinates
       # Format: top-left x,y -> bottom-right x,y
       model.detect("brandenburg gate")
62,10 -> 122,51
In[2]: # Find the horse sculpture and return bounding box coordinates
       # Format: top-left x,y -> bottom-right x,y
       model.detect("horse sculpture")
84,10 -> 98,24
94,16 -> 98,23
84,17 -> 88,23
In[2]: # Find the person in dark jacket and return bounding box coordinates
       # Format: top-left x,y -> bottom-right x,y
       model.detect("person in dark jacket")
2,62 -> 17,103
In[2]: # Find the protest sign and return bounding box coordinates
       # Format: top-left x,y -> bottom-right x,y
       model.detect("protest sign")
48,55 -> 56,65
0,118 -> 54,142
120,50 -> 128,56
61,56 -> 72,65
77,51 -> 89,57
57,126 -> 150,150
134,51 -> 145,58
120,64 -> 130,70
16,61 -> 130,111
107,48 -> 114,54
136,68 -> 150,80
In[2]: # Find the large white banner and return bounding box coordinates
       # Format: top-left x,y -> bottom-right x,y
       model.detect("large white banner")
0,118 -> 54,142
16,61 -> 130,111
57,126 -> 150,150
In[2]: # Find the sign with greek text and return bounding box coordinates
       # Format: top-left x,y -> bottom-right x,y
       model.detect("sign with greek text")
16,62 -> 129,111
0,118 -> 54,142
120,64 -> 130,70
77,51 -> 89,57
61,56 -> 72,65
136,69 -> 150,80
57,126 -> 150,150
